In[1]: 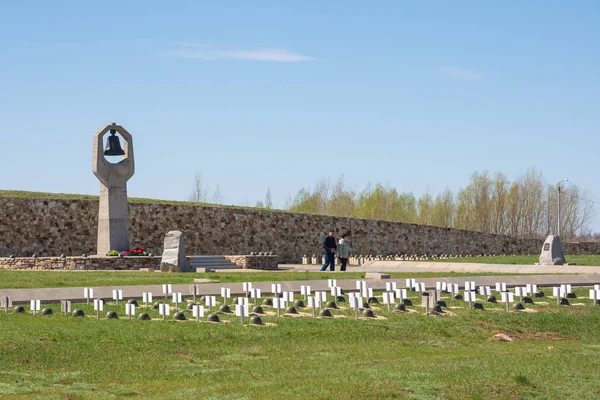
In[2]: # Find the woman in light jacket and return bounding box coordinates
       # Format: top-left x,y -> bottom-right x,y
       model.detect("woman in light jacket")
337,233 -> 351,271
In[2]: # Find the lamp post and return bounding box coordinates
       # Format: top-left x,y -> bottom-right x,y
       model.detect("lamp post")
557,179 -> 569,237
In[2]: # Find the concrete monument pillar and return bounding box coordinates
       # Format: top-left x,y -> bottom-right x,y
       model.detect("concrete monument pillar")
92,123 -> 135,255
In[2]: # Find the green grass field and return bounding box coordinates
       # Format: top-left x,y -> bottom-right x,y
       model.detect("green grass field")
425,254 -> 600,266
1,286 -> 600,399
0,270 -> 546,290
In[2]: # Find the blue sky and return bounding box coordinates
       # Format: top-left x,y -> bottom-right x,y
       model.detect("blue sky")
1,1 -> 599,228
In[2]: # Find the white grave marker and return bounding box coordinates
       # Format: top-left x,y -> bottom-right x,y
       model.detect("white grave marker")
221,287 -> 231,304
190,285 -> 199,301
162,284 -> 172,299
271,283 -> 282,295
143,292 -> 153,308
172,292 -> 183,310
464,291 -> 476,307
125,303 -> 136,319
273,298 -> 285,317
192,305 -> 204,322
112,289 -> 123,306
159,303 -> 170,320
84,288 -> 94,305
394,289 -> 407,300
235,304 -> 250,324
301,285 -> 311,301
242,282 -> 253,295
1,296 -> 12,313
94,298 -> 104,320
501,292 -> 514,312
386,282 -> 398,292
328,279 -> 337,288
61,300 -> 71,315
382,292 -> 395,312
205,295 -> 216,312
479,286 -> 491,296
30,300 -> 40,315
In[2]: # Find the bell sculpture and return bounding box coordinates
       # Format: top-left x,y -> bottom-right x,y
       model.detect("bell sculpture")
104,130 -> 125,156
92,123 -> 135,255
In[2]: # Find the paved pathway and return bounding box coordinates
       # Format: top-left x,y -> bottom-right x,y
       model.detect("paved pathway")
284,261 -> 600,274
2,273 -> 600,304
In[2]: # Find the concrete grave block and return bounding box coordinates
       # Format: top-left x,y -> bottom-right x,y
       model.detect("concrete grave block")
160,231 -> 192,272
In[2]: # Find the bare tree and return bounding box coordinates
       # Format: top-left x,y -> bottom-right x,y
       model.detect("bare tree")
212,184 -> 223,204
265,187 -> 273,209
189,171 -> 209,203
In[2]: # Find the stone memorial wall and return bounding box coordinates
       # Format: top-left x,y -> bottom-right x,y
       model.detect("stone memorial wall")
0,197 -> 598,263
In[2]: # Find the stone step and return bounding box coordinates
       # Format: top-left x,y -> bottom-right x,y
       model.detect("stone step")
189,256 -> 240,269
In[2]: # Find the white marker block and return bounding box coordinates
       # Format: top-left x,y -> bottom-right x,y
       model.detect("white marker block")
235,304 -> 249,317
192,305 -> 205,318
112,290 -> 123,300
162,284 -> 172,294
273,298 -> 286,309
1,296 -> 12,308
464,292 -> 476,302
595,285 -> 600,291
386,282 -> 398,291
301,285 -> 311,295
204,296 -> 216,307
394,289 -> 407,300
501,292 -> 514,303
419,283 -> 426,292
159,304 -> 170,316
172,292 -> 183,303
84,288 -> 94,299
30,300 -> 40,311
61,300 -> 71,313
328,279 -> 337,288
237,297 -> 249,306
307,297 -> 315,308
250,288 -> 262,299
243,282 -> 253,292
94,299 -> 104,311
282,291 -> 294,302
143,292 -> 153,303
125,304 -> 136,316
367,288 -> 374,298
271,283 -> 282,294
382,292 -> 395,304
221,287 -> 231,298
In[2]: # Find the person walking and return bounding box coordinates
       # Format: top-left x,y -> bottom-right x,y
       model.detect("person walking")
320,230 -> 337,271
337,233 -> 351,271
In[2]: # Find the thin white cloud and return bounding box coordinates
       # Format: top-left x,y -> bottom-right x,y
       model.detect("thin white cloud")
167,45 -> 316,63
439,66 -> 484,81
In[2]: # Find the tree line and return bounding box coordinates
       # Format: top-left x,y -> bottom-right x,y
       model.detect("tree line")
286,168 -> 596,241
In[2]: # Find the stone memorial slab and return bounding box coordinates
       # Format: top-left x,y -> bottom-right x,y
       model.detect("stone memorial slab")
539,235 -> 566,265
160,231 -> 192,272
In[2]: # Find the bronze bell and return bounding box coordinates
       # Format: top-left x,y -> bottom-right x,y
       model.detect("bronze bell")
104,130 -> 125,156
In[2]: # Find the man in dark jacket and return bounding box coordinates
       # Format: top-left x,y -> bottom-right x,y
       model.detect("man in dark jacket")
320,230 -> 337,271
